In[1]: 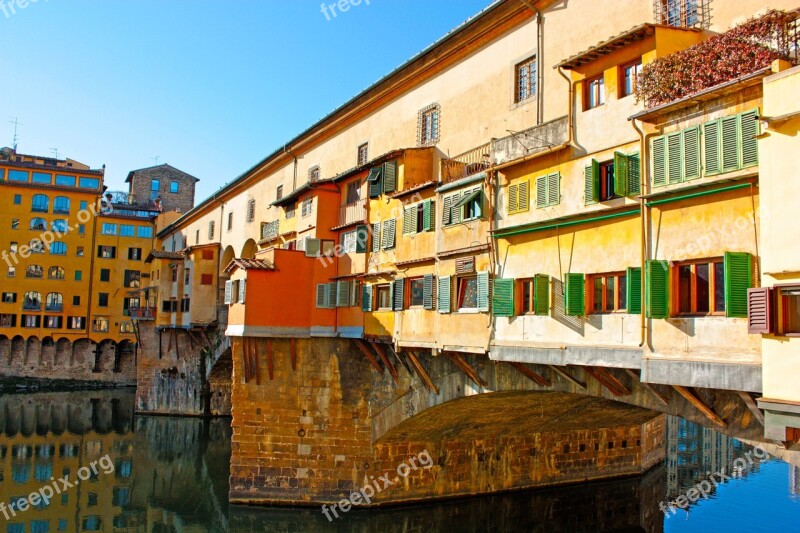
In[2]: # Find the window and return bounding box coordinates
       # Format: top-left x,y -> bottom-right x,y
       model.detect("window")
31,194 -> 49,212
9,169 -> 29,181
7,266 -> 14,277
247,198 -> 256,222
309,166 -> 321,182
119,224 -> 135,237
507,181 -> 530,214
151,179 -> 160,192
202,249 -> 214,260
171,268 -> 178,282
68,317 -> 86,330
346,181 -> 361,204
779,287 -> 800,334
276,185 -> 283,201
0,314 -> 16,327
517,276 -> 550,315
589,273 -> 627,313
13,194 -> 21,204
79,177 -> 100,189
30,217 -> 47,231
50,242 -> 67,255
409,278 -> 425,307
170,181 -> 179,193
78,224 -> 85,234
443,188 -> 483,225
92,317 -> 108,333
45,316 -> 63,329
10,242 -> 17,254
381,219 -> 396,250
184,268 -> 191,285
32,172 -> 51,184
301,198 -> 313,217
137,226 -> 153,238
30,239 -> 45,253
100,269 -> 110,282
196,229 -> 200,244
227,212 -> 233,231
80,200 -> 88,211
74,270 -> 82,281
11,218 -> 19,230
515,56 -> 537,103
51,219 -> 68,233
48,266 -> 65,280
127,247 -> 142,262
655,0 -> 705,28
26,265 -> 43,279
23,291 -> 42,310
23,315 -> 41,328
101,223 -> 117,235
621,60 -> 642,97
418,103 -> 440,146
2,292 -> 16,303
535,173 -> 560,208
181,297 -> 191,312
76,246 -> 84,257
73,296 -> 80,306
598,161 -> 619,201
286,204 -> 296,219
55,174 -> 76,187
98,293 -> 109,307
124,270 -> 141,288
201,274 -> 214,285
208,221 -> 215,239
53,196 -> 70,214
403,200 -> 434,235
357,142 -> 369,166
676,259 -> 724,315
584,74 -> 605,110
376,284 -> 392,310
341,229 -> 358,253
457,276 -> 479,310
162,299 -> 178,313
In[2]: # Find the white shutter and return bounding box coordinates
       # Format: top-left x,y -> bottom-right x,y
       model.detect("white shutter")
224,280 -> 233,305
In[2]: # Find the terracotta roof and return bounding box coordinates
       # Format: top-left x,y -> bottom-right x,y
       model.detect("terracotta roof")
224,258 -> 275,274
389,181 -> 437,199
146,250 -> 185,262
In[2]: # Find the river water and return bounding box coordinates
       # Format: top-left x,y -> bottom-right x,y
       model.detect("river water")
0,390 -> 798,532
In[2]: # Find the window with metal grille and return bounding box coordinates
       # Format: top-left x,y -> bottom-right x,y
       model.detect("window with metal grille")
286,204 -> 296,219
208,221 -> 215,239
247,199 -> 256,222
654,0 -> 708,29
261,220 -> 279,241
309,166 -> 321,182
301,199 -> 313,217
357,143 -> 369,166
227,212 -> 233,231
276,186 -> 283,201
515,56 -> 536,103
417,103 -> 440,146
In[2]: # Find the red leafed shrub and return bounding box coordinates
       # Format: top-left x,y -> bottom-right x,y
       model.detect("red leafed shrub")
637,10 -> 798,108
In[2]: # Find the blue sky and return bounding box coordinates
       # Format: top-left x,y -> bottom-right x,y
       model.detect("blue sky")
0,0 -> 492,200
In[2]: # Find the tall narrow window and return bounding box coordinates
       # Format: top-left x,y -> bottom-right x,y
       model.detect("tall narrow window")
418,103 -> 440,146
584,75 -> 605,110
515,56 -> 537,103
170,181 -> 179,193
621,60 -> 642,97
357,143 -> 369,166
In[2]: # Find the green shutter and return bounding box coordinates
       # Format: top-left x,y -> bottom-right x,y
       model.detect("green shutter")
652,136 -> 667,187
382,219 -> 396,249
477,271 -> 490,312
533,274 -> 550,316
383,161 -> 397,193
362,284 -> 372,312
721,115 -> 740,172
423,274 -> 435,310
703,120 -> 720,175
316,284 -> 327,308
667,132 -> 683,184
536,175 -> 547,208
628,152 -> 641,196
724,252 -> 752,318
740,110 -> 759,168
547,172 -> 560,206
355,225 -> 368,253
614,151 -> 629,197
422,200 -> 434,231
403,206 -> 416,235
337,280 -> 350,307
564,273 -> 585,316
584,164 -> 596,205
683,126 -> 700,180
368,167 -> 383,198
626,267 -> 642,315
492,278 -> 515,317
393,279 -> 405,311
327,283 -> 337,308
437,276 -> 451,314
450,192 -> 462,223
645,260 -> 670,319
371,222 -> 381,252
442,195 -> 453,226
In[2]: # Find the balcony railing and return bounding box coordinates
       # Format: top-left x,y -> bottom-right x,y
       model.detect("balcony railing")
441,142 -> 492,184
338,199 -> 367,227
22,302 -> 41,311
129,307 -> 155,320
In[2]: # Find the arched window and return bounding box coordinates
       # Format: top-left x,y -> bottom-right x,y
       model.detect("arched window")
48,266 -> 65,280
53,196 -> 70,214
45,292 -> 63,312
30,218 -> 47,231
29,239 -> 45,254
32,194 -> 49,213
23,291 -> 42,310
25,265 -> 43,278
51,219 -> 68,233
50,242 -> 67,255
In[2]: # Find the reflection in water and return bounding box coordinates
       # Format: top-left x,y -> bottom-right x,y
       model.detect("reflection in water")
1,391 -> 799,532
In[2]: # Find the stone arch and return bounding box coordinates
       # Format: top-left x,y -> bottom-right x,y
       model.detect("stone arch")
96,339 -> 117,372
241,239 -> 257,260
55,338 -> 71,366
220,245 -> 235,275
0,335 -> 9,367
40,336 -> 55,366
116,340 -> 136,374
25,336 -> 41,365
10,335 -> 25,366
71,338 -> 93,369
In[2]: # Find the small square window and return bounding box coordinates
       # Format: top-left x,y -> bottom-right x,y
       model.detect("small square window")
170,181 -> 179,193
13,194 -> 21,205
98,293 -> 109,307
75,271 -> 82,281
73,296 -> 80,306
100,269 -> 110,282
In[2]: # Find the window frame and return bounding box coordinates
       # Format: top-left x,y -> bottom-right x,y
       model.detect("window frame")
777,286 -> 800,335
418,103 -> 441,146
514,55 -> 537,103
620,59 -> 642,98
408,277 -> 425,308
584,74 -> 605,110
673,258 -> 725,317
587,272 -> 628,314
170,181 -> 179,193
598,161 -> 620,202
375,284 -> 392,311
357,142 -> 369,166
457,275 -> 479,311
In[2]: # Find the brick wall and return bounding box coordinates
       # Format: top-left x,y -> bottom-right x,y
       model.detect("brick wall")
128,165 -> 197,214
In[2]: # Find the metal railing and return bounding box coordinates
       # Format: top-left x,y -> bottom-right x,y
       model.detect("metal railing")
129,307 -> 156,320
338,199 -> 367,227
441,142 -> 492,184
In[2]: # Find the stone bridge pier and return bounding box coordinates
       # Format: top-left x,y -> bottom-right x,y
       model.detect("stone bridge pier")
229,337 -> 680,508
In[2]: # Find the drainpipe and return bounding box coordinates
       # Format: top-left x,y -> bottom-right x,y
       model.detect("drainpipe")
557,66 -> 575,146
631,118 -> 648,349
518,0 -> 545,124
284,145 -> 298,192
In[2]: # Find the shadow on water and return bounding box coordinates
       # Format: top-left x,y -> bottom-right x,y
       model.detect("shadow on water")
1,390 -> 799,532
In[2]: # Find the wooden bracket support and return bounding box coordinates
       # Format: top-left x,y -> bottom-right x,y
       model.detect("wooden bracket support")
406,351 -> 439,394
624,369 -> 670,405
290,338 -> 297,371
372,342 -> 399,385
737,391 -> 765,426
507,362 -> 551,387
547,365 -> 586,390
355,339 -> 383,374
585,366 -> 631,397
673,385 -> 727,427
387,345 -> 412,375
448,353 -> 488,389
